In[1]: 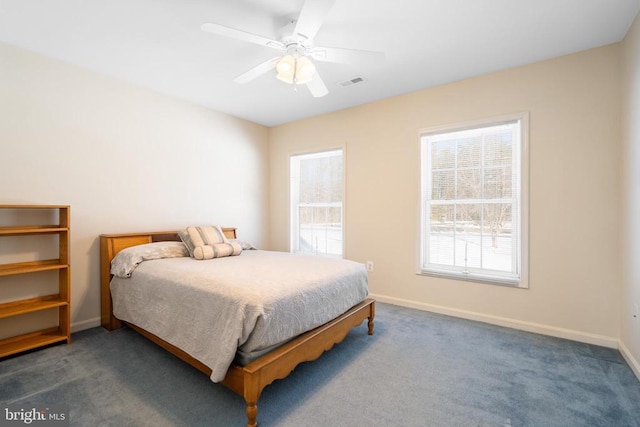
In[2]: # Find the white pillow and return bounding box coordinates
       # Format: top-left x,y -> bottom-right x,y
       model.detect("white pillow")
110,241 -> 189,278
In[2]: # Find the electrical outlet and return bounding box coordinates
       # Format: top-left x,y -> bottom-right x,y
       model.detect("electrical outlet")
366,261 -> 374,272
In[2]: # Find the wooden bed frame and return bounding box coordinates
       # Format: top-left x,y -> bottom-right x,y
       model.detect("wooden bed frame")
99,229 -> 375,427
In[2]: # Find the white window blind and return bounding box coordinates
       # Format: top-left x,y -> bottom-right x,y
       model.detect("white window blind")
420,115 -> 528,286
290,149 -> 344,257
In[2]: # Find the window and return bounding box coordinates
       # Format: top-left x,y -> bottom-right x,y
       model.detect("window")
419,114 -> 528,286
290,149 -> 344,257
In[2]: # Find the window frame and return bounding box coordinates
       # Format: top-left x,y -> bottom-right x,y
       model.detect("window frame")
289,147 -> 345,258
418,113 -> 529,288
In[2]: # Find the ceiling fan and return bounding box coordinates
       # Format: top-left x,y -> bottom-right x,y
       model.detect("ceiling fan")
201,0 -> 384,97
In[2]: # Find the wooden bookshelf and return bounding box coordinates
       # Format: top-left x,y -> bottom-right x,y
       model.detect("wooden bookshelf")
0,205 -> 70,358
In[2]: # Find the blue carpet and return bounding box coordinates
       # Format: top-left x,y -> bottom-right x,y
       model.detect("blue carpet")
1,302 -> 639,426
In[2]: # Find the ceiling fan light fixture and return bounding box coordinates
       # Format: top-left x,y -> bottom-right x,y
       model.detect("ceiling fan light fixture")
276,73 -> 294,84
276,55 -> 294,74
276,55 -> 295,83
295,56 -> 316,84
276,54 -> 316,85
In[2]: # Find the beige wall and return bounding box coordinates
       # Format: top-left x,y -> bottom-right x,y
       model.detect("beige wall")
621,13 -> 640,376
0,42 -> 270,333
270,45 -> 622,346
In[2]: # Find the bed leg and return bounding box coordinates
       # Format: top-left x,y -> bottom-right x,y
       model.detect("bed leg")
246,402 -> 257,427
367,301 -> 375,335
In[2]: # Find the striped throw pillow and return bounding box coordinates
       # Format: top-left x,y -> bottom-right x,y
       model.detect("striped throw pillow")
178,225 -> 242,260
192,241 -> 243,260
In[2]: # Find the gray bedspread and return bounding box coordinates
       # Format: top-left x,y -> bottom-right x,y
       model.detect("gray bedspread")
110,250 -> 369,382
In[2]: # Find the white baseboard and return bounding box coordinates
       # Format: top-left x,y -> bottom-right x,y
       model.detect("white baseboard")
71,317 -> 101,333
370,293 -> 619,349
619,340 -> 640,381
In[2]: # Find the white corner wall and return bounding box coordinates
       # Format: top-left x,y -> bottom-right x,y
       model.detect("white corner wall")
621,13 -> 640,378
0,42 -> 269,332
269,45 -> 622,347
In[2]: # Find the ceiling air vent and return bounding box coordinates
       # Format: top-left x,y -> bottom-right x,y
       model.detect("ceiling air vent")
338,76 -> 366,88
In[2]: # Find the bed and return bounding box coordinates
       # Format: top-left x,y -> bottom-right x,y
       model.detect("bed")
99,228 -> 375,427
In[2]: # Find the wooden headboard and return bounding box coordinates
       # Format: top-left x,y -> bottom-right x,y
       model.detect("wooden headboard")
99,228 -> 236,330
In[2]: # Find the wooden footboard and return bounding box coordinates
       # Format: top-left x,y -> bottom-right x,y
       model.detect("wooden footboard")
222,297 -> 374,426
125,298 -> 374,427
99,231 -> 375,427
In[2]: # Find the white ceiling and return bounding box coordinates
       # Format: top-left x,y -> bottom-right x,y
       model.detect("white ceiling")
1,0 -> 638,127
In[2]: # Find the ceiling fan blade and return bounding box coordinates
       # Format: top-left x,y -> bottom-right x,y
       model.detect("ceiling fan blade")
306,72 -> 329,97
294,0 -> 337,41
311,46 -> 385,65
201,23 -> 285,50
234,56 -> 281,84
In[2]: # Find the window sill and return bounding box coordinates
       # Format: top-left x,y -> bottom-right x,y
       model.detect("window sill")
417,269 -> 528,288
